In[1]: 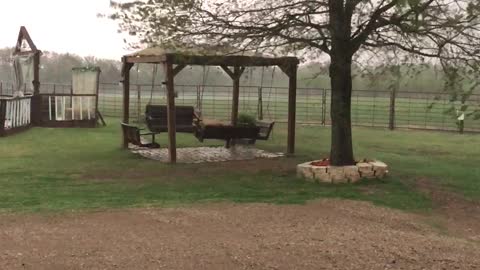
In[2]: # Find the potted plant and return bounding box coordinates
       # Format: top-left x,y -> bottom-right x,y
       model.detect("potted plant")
235,113 -> 260,145
237,113 -> 257,127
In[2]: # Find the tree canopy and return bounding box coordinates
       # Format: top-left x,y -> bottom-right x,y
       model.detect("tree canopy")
108,0 -> 480,165
109,0 -> 480,64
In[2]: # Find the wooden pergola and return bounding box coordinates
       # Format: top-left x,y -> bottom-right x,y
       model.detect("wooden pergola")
121,48 -> 299,163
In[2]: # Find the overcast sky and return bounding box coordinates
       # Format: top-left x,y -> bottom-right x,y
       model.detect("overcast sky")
0,0 -> 131,60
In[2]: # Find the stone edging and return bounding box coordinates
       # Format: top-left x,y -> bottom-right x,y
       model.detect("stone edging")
297,160 -> 388,184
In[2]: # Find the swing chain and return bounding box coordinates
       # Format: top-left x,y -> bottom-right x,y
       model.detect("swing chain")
148,64 -> 158,105
197,66 -> 209,112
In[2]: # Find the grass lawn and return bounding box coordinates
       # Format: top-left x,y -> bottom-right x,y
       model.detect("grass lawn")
0,119 -> 478,213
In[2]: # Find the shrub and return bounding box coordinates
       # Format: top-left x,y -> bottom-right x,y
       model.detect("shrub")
237,113 -> 256,127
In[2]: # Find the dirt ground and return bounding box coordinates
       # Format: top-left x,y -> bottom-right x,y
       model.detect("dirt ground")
1,199 -> 479,270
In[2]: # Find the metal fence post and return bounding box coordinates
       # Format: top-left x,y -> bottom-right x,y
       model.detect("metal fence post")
137,84 -> 141,123
321,88 -> 327,126
257,87 -> 263,120
389,66 -> 401,131
389,88 -> 397,130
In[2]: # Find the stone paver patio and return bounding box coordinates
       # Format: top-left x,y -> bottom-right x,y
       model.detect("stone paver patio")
129,145 -> 284,163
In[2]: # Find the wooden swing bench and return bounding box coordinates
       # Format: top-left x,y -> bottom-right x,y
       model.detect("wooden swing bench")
145,105 -> 199,133
121,123 -> 160,148
145,105 -> 275,145
193,118 -> 275,146
194,119 -> 259,142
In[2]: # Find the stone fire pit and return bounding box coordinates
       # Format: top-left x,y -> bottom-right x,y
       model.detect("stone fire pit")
297,159 -> 388,184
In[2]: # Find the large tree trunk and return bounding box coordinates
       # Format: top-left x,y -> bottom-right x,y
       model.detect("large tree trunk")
329,54 -> 355,166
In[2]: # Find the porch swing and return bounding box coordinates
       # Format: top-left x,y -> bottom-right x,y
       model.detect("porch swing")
143,65 -> 275,146
145,64 -> 200,133
255,66 -> 277,141
192,66 -> 275,145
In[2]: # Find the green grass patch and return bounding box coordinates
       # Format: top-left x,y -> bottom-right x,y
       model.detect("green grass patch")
0,119 -> 478,213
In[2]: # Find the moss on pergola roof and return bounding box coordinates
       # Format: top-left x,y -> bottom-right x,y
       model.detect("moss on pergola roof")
123,46 -> 299,67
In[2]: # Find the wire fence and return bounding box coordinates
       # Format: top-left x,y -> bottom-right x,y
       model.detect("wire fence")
1,81 -> 479,132
97,83 -> 480,133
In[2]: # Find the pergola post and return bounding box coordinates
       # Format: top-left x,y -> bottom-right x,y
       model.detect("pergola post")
165,61 -> 177,163
231,66 -> 241,126
220,65 -> 245,126
220,65 -> 245,148
288,65 -> 298,154
121,60 -> 133,148
279,63 -> 298,155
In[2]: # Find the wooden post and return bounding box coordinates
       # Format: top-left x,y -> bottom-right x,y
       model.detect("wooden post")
286,64 -> 297,155
232,66 -> 241,126
389,66 -> 400,131
388,88 -> 396,130
220,65 -> 245,126
220,65 -> 245,148
165,61 -> 177,163
33,51 -> 40,94
121,60 -> 133,148
31,51 -> 41,126
0,100 -> 6,136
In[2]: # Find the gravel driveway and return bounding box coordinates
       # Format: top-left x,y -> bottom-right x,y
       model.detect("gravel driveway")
1,199 -> 479,270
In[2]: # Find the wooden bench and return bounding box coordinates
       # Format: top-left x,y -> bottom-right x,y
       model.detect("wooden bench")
194,122 -> 260,142
193,118 -> 275,146
145,105 -> 199,133
121,123 -> 160,148
256,121 -> 275,140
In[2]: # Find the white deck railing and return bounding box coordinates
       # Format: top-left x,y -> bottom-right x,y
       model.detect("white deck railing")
2,96 -> 32,130
47,95 -> 96,121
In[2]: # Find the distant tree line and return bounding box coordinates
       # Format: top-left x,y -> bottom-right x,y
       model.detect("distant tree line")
0,48 -> 122,84
0,47 -> 471,93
